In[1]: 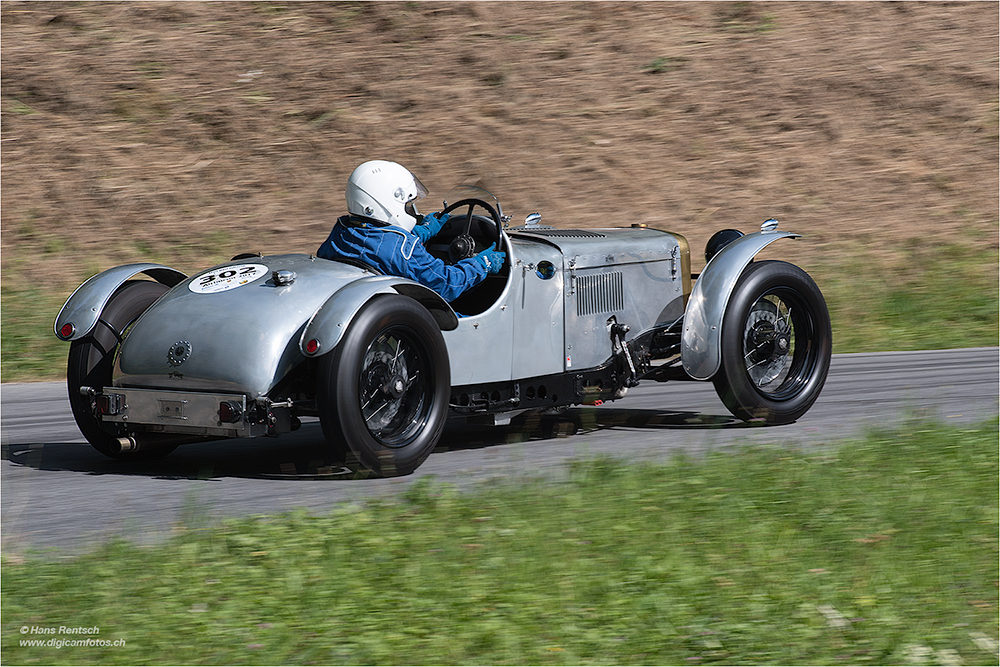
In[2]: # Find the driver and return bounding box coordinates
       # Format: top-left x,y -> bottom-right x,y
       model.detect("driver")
317,160 -> 505,302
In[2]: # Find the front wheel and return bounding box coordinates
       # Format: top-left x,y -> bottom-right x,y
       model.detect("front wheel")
713,260 -> 831,424
317,295 -> 450,477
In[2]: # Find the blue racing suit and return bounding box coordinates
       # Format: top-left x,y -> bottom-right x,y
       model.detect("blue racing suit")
317,216 -> 488,303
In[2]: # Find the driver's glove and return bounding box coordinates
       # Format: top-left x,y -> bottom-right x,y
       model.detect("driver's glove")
412,212 -> 450,243
475,248 -> 506,274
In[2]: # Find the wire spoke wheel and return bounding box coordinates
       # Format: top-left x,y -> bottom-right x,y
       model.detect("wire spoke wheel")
318,295 -> 449,477
743,293 -> 797,394
358,327 -> 432,446
714,261 -> 831,424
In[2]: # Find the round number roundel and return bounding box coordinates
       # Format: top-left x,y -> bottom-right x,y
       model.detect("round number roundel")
189,264 -> 268,294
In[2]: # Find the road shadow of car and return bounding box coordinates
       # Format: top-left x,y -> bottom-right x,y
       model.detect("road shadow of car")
2,407 -> 755,481
438,406 -> 748,448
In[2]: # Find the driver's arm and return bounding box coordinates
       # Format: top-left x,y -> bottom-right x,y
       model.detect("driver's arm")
324,224 -> 489,302
388,235 -> 488,302
411,212 -> 450,244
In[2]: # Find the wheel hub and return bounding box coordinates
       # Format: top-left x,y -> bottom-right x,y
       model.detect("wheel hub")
365,364 -> 409,399
358,332 -> 429,442
747,320 -> 789,364
384,373 -> 407,399
743,295 -> 796,392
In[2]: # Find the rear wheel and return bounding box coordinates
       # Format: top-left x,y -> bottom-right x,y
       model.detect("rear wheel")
67,280 -> 178,460
317,295 -> 450,476
713,261 -> 831,424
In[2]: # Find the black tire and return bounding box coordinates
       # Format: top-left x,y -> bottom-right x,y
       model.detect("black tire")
712,260 -> 831,425
67,280 -> 178,460
316,295 -> 450,477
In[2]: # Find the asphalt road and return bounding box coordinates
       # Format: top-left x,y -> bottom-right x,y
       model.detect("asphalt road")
2,348 -> 997,555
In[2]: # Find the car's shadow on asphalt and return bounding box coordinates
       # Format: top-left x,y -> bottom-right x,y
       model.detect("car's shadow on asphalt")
3,407 -> 757,481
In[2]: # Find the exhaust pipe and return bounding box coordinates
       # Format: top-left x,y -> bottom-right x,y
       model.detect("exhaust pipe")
115,436 -> 139,453
110,434 -> 207,455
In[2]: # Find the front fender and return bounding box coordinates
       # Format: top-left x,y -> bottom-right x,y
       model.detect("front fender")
681,230 -> 800,380
300,276 -> 458,357
54,263 -> 187,341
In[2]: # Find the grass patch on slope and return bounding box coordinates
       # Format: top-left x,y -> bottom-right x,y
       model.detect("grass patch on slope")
821,239 -> 998,353
3,421 -> 997,665
0,283 -> 69,383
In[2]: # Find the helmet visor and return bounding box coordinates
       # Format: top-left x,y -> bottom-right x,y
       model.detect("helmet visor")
403,174 -> 429,219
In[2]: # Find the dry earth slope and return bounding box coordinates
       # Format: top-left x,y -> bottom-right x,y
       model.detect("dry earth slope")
1,2 -> 997,311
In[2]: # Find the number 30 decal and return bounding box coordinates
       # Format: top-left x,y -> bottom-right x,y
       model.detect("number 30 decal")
189,264 -> 268,294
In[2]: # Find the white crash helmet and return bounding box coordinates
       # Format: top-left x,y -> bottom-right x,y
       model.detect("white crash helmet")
346,160 -> 429,232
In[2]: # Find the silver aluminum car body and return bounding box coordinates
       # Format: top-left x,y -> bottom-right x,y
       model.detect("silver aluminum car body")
101,228 -> 687,396
435,227 -> 688,386
112,254 -> 455,397
506,227 -> 687,374
300,275 -> 458,359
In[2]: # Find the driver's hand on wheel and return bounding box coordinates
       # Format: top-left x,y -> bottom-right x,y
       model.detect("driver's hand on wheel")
475,248 -> 506,274
413,211 -> 450,243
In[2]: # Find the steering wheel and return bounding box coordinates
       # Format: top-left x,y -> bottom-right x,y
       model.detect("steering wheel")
439,198 -> 503,264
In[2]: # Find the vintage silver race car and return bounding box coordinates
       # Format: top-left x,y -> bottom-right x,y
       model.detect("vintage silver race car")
55,186 -> 831,476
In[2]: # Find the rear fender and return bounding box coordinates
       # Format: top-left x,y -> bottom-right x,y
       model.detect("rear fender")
300,276 -> 458,358
681,230 -> 800,380
54,263 -> 187,341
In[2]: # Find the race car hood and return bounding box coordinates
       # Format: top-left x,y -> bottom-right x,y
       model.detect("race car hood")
114,254 -> 372,396
507,226 -> 684,269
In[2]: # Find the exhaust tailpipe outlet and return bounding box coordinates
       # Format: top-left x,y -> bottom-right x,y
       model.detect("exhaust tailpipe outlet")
115,436 -> 139,454
111,433 -> 207,456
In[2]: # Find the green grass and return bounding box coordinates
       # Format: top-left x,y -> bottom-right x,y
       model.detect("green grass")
818,240 -> 998,354
0,283 -> 72,383
642,57 -> 687,74
3,421 -> 997,665
1,236 -> 996,382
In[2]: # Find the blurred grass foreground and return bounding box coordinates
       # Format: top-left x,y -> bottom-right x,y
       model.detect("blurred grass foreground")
3,421 -> 997,665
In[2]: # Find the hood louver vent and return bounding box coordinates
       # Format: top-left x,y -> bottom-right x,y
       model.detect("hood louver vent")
576,271 -> 624,316
518,229 -> 607,238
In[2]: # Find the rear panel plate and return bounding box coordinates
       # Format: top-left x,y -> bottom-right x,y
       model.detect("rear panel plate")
101,387 -> 260,438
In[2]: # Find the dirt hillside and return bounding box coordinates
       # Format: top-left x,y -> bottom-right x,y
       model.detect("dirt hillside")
2,1 -> 997,289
